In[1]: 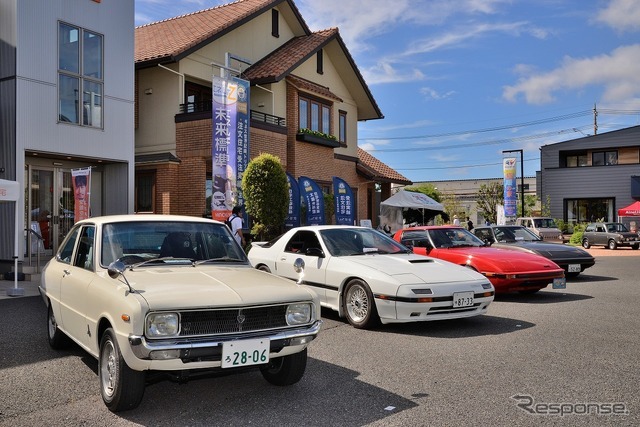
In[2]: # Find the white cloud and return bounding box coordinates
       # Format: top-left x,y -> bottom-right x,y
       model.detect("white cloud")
595,0 -> 640,32
420,87 -> 457,100
502,44 -> 640,104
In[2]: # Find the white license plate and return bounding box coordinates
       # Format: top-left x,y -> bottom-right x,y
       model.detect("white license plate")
568,264 -> 581,273
553,278 -> 567,289
453,291 -> 474,308
222,339 -> 270,368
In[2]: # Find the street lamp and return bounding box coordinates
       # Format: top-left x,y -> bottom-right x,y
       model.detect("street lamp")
502,149 -> 525,218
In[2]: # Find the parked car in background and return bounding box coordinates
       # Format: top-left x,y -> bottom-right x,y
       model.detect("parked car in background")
39,215 -> 322,412
581,222 -> 640,250
393,226 -> 566,294
248,226 -> 495,329
515,217 -> 564,242
472,225 -> 595,277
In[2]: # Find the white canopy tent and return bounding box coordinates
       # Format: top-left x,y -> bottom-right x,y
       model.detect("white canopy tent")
0,179 -> 24,296
380,190 -> 444,233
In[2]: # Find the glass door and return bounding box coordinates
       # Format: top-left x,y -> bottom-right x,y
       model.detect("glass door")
27,166 -> 75,254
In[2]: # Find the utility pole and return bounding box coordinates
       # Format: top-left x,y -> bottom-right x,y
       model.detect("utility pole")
594,103 -> 598,135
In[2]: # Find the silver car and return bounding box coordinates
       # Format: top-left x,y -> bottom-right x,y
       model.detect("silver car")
582,222 -> 640,250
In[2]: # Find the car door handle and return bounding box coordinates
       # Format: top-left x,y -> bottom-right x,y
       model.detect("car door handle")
280,257 -> 287,261
63,269 -> 71,276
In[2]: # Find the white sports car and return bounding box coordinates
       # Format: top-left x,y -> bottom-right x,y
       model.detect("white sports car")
248,226 -> 494,329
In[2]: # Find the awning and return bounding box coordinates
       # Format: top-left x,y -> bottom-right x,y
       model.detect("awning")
381,190 -> 444,211
618,200 -> 640,216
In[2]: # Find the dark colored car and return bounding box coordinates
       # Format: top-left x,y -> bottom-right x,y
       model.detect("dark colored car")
473,225 -> 595,277
582,222 -> 640,250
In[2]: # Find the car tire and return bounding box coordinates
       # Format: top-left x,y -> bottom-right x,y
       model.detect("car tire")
608,240 -> 617,250
342,279 -> 379,329
632,244 -> 639,250
47,304 -> 70,350
582,239 -> 590,249
261,348 -> 307,386
257,265 -> 271,273
99,328 -> 146,412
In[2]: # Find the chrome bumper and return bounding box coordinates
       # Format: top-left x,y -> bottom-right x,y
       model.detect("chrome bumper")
128,320 -> 322,360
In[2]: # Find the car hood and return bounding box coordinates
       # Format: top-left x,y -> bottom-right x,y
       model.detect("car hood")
432,246 -> 562,272
340,253 -> 487,284
494,241 -> 592,258
124,266 -> 315,310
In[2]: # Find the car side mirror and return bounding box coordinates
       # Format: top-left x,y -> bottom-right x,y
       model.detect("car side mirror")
304,247 -> 325,258
108,261 -> 126,279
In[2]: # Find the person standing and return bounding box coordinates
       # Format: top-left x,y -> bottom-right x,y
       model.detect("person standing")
453,215 -> 460,226
229,205 -> 246,248
466,216 -> 474,231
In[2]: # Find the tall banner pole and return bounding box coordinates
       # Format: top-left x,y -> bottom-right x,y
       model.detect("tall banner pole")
503,158 -> 517,218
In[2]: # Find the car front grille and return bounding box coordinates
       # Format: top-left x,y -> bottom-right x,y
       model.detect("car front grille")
178,305 -> 289,337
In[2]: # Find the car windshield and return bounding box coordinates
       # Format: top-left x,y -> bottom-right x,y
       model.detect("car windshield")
533,218 -> 557,228
100,221 -> 247,267
320,227 -> 408,256
427,228 -> 485,248
494,226 -> 540,242
606,223 -> 629,233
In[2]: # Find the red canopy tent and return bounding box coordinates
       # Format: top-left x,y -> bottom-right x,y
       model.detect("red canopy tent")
618,201 -> 640,216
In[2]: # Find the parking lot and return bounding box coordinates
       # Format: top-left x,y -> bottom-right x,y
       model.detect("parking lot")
1,251 -> 638,426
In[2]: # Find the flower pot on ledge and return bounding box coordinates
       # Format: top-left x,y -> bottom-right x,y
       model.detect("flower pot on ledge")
296,132 -> 340,148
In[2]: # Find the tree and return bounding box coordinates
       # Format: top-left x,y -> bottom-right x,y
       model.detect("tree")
476,182 -> 503,224
241,153 -> 289,241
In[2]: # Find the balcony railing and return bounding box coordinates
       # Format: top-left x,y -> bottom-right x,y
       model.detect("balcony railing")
177,102 -> 286,128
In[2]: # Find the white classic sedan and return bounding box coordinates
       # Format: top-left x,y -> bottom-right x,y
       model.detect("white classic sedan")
39,215 -> 322,412
248,226 -> 494,329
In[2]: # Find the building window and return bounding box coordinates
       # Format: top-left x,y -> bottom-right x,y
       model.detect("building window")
272,9 -> 279,37
135,172 -> 155,213
58,22 -> 103,128
299,95 -> 331,134
565,153 -> 588,167
592,150 -> 618,166
317,50 -> 323,74
339,110 -> 347,145
565,198 -> 614,223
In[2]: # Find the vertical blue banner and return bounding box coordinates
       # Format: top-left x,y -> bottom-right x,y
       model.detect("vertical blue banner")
234,76 -> 250,225
298,176 -> 325,225
503,157 -> 517,217
211,76 -> 237,222
285,173 -> 300,229
333,176 -> 354,225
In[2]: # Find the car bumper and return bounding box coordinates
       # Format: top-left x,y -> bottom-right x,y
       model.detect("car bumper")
485,271 -> 565,293
125,320 -> 322,370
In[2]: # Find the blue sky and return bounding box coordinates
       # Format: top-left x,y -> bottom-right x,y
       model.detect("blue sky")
135,0 -> 640,183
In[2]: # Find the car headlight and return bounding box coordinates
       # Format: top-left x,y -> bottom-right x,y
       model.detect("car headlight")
286,303 -> 312,325
146,312 -> 179,337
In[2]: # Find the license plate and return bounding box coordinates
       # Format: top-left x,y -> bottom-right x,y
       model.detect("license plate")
453,291 -> 474,308
222,339 -> 270,368
553,278 -> 567,289
568,264 -> 581,273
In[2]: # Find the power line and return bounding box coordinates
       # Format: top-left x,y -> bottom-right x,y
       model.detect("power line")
395,157 -> 540,171
366,127 -> 587,152
360,110 -> 593,141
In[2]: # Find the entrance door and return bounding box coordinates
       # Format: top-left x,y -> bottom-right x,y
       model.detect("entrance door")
27,166 -> 74,254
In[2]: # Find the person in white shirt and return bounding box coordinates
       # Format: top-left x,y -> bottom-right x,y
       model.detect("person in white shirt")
453,215 -> 460,226
229,205 -> 245,248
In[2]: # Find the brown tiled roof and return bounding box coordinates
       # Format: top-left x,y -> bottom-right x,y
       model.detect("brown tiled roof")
357,147 -> 412,185
243,28 -> 337,83
135,0 -> 308,66
286,74 -> 342,102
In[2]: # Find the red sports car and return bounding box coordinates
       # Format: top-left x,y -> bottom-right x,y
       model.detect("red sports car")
393,226 -> 565,294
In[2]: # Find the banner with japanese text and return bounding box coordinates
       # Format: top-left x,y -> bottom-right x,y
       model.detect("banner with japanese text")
211,76 -> 249,223
72,167 -> 91,222
503,157 -> 517,217
298,176 -> 325,225
285,172 -> 300,229
332,176 -> 354,225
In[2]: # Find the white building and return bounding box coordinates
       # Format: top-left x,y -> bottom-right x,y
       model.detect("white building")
0,0 -> 134,263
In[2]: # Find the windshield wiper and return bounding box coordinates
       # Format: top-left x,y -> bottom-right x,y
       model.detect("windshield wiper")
129,257 -> 194,269
195,257 -> 244,265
